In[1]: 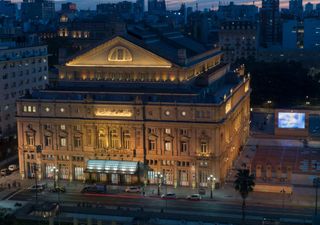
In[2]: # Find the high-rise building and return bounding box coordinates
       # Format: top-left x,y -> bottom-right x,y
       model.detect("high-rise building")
0,0 -> 17,18
17,34 -> 250,187
0,44 -> 49,137
148,0 -> 166,14
289,0 -> 303,19
219,20 -> 257,64
304,2 -> 314,17
61,2 -> 77,13
21,0 -> 55,21
217,1 -> 258,21
259,0 -> 281,47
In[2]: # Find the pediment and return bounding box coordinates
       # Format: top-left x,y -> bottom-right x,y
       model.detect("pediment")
66,36 -> 172,68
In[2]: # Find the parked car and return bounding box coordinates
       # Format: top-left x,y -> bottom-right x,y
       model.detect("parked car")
186,194 -> 202,200
49,186 -> 66,193
125,186 -> 141,193
28,184 -> 46,192
8,164 -> 18,172
161,193 -> 176,199
198,188 -> 206,195
0,168 -> 9,176
81,184 -> 106,194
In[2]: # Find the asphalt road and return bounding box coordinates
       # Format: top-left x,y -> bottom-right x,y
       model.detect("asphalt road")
8,188 -> 313,225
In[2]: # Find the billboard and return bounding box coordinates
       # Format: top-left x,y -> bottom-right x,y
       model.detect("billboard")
278,112 -> 305,129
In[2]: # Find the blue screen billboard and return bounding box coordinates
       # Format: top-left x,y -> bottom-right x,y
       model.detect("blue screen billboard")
278,112 -> 305,129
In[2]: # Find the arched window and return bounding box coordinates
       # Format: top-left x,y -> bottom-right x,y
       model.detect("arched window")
108,47 -> 132,62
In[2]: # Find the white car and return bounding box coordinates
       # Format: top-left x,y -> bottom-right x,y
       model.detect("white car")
186,194 -> 202,200
27,184 -> 46,192
125,186 -> 141,193
8,164 -> 18,172
161,193 -> 176,199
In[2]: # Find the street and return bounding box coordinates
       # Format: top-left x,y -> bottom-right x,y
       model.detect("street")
5,182 -> 313,225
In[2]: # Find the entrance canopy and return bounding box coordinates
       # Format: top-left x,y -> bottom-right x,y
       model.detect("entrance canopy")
86,160 -> 138,175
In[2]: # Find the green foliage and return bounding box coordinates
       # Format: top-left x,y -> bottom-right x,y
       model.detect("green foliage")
234,169 -> 255,200
236,59 -> 320,107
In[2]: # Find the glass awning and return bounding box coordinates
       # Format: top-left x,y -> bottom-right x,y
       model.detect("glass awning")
86,160 -> 138,175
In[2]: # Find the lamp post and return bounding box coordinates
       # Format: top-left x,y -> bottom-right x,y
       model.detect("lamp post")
207,175 -> 216,199
280,188 -> 286,209
51,166 -> 58,189
313,177 -> 320,216
155,172 -> 162,196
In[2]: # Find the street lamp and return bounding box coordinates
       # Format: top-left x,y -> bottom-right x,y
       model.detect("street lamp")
314,177 -> 320,216
51,166 -> 58,189
155,172 -> 163,196
207,175 -> 216,199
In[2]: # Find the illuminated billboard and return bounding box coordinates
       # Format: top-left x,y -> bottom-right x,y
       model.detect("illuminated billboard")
278,112 -> 305,129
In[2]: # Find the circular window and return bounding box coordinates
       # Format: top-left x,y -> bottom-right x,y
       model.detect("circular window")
45,107 -> 50,112
60,108 -> 65,112
181,111 -> 186,116
165,110 -> 170,116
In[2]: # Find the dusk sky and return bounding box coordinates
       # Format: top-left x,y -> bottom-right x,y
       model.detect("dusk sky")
55,0 -> 319,10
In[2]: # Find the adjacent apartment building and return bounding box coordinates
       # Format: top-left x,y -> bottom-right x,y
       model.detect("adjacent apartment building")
0,43 -> 49,137
17,33 -> 250,188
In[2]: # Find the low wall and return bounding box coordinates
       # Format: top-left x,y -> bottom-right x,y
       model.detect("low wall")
254,184 -> 293,194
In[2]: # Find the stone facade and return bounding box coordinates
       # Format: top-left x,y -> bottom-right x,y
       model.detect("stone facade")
17,35 -> 250,188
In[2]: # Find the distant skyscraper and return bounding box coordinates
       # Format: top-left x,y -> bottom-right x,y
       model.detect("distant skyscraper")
21,0 -> 55,21
148,0 -> 166,14
289,0 -> 303,19
61,2 -> 77,13
305,2 -> 314,14
136,0 -> 144,13
259,0 -> 281,47
0,0 -> 17,18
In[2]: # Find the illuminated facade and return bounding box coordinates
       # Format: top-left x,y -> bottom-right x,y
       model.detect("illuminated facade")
17,34 -> 250,188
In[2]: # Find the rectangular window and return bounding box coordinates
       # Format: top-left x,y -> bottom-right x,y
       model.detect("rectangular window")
60,137 -> 67,147
44,136 -> 52,147
75,125 -> 81,131
201,142 -> 207,153
149,140 -> 156,151
23,106 -> 27,112
165,141 -> 171,151
180,141 -> 187,153
32,106 -> 36,112
26,134 -> 34,145
60,124 -> 66,130
165,128 -> 171,134
74,137 -> 81,148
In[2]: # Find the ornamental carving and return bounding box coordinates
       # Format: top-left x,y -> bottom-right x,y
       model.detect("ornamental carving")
95,108 -> 133,117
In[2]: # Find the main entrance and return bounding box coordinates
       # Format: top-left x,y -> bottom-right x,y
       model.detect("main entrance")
85,160 -> 140,185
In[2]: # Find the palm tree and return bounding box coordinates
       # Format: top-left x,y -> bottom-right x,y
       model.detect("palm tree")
234,168 -> 255,224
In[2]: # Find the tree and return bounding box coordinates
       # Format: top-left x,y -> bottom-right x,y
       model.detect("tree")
234,168 -> 255,224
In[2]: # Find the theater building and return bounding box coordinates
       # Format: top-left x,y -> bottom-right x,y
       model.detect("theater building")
17,33 -> 250,188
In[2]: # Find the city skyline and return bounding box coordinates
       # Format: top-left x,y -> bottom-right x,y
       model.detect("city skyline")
11,0 -> 320,10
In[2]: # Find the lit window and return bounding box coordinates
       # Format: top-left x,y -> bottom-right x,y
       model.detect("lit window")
165,128 -> 171,134
165,110 -> 170,116
60,124 -> 66,130
32,106 -> 36,112
200,142 -> 208,153
60,108 -> 65,112
165,141 -> 172,151
45,107 -> 50,112
28,106 -> 32,112
23,106 -> 27,112
60,137 -> 67,147
181,111 -> 186,116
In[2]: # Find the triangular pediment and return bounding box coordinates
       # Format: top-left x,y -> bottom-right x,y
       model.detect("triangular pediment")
66,36 -> 172,68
